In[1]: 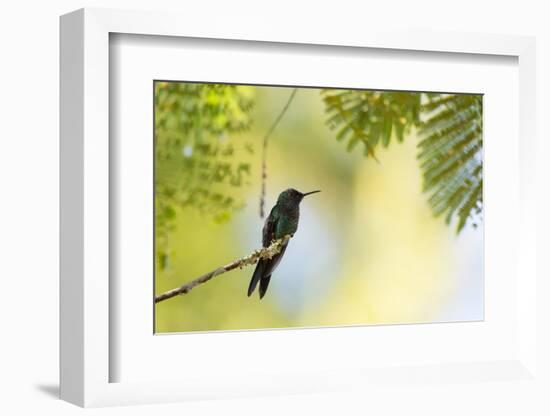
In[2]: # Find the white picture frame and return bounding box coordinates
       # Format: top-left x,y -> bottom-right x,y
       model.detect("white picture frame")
60,7 -> 538,408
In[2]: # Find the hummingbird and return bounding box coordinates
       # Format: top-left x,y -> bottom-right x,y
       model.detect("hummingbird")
248,188 -> 321,299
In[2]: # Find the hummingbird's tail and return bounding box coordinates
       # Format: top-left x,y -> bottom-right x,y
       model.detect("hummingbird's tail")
247,242 -> 288,299
247,259 -> 265,297
258,274 -> 272,299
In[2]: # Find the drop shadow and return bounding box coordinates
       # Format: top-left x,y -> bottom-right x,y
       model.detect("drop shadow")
34,383 -> 59,399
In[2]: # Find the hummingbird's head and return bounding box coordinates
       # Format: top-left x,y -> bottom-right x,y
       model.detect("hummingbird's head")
278,188 -> 321,205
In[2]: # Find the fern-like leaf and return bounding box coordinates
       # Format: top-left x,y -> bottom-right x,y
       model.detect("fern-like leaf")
322,89 -> 483,234
321,89 -> 421,160
418,94 -> 483,233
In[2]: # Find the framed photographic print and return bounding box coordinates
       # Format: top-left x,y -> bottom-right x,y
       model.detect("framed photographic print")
152,81 -> 484,334
60,7 -> 539,408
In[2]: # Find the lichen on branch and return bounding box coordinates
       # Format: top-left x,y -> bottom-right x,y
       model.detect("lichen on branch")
155,235 -> 291,303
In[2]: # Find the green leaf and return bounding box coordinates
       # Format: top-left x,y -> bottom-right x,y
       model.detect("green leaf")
395,121 -> 405,142
347,137 -> 360,152
417,94 -> 483,233
370,123 -> 381,147
321,89 -> 421,160
382,116 -> 393,147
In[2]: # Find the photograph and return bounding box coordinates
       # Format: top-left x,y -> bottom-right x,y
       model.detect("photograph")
153,81 -> 483,333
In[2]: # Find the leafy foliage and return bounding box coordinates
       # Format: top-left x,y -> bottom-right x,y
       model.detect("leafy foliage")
418,94 -> 483,232
322,89 -> 483,233
155,82 -> 255,268
322,90 -> 421,160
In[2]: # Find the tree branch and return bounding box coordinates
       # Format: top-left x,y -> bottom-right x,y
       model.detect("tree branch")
155,235 -> 291,303
259,88 -> 298,218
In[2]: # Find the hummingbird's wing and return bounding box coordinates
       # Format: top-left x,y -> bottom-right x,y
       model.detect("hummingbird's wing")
258,242 -> 288,299
262,206 -> 278,247
260,205 -> 289,278
249,206 -> 291,299
248,207 -> 281,297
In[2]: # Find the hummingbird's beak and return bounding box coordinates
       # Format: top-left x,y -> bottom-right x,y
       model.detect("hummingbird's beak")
301,190 -> 321,197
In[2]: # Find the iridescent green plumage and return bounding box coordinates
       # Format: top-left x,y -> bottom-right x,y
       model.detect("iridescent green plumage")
248,188 -> 320,299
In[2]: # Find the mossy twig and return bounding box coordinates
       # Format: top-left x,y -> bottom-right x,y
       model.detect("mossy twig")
155,235 -> 291,303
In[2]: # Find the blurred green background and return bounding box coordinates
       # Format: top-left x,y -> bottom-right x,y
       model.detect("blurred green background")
154,82 -> 483,333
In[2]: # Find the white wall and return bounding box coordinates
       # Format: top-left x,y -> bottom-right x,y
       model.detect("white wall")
1,1 -> 548,414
